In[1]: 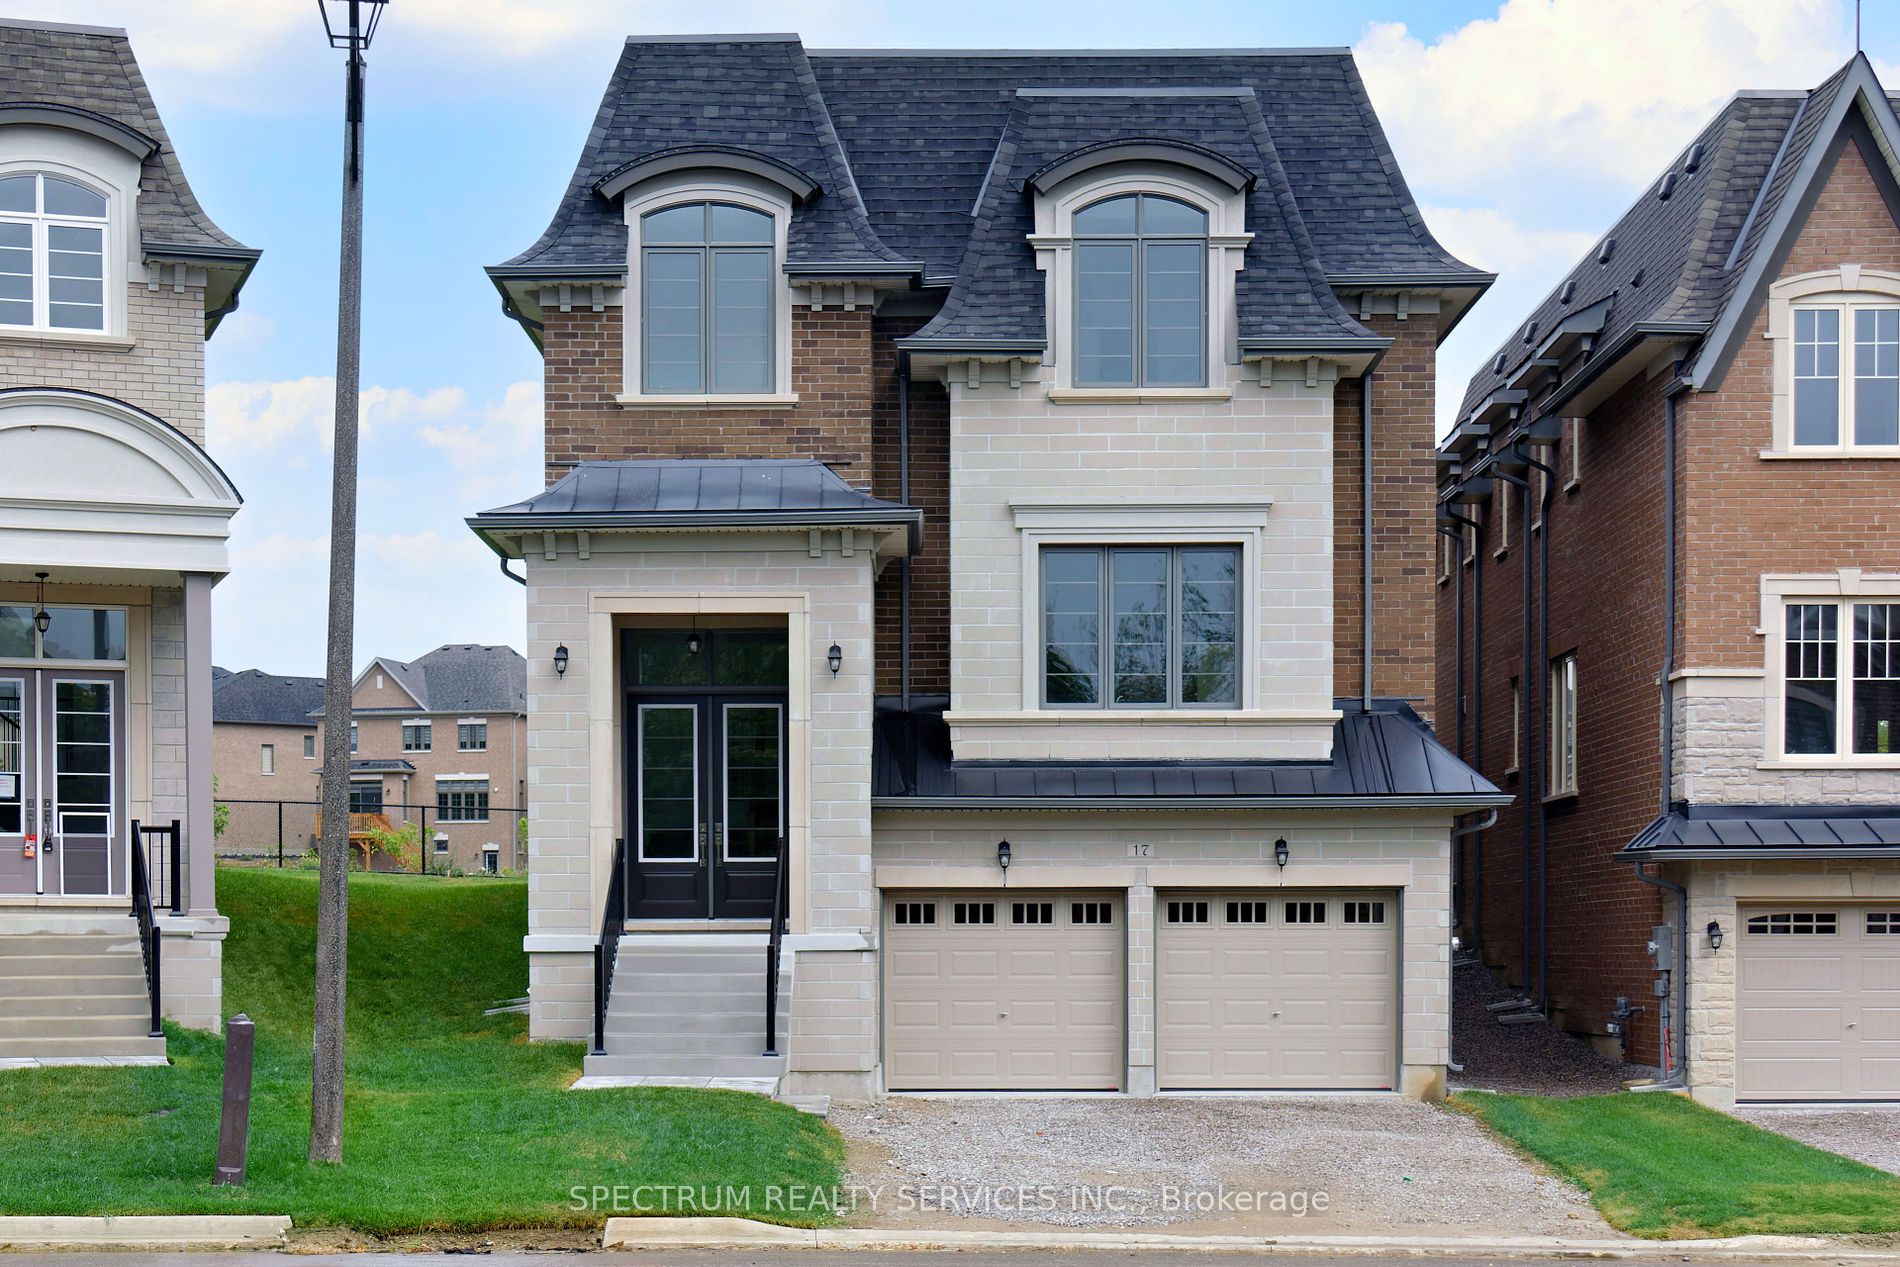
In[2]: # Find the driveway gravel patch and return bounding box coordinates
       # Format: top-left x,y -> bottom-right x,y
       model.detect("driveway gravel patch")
831,1095 -> 1608,1236
1450,958 -> 1652,1096
1735,1108 -> 1900,1175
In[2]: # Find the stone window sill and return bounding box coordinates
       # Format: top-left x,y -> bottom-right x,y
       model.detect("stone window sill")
614,392 -> 799,410
1757,758 -> 1900,770
0,328 -> 134,352
1759,447 -> 1900,460
1045,386 -> 1233,404
947,708 -> 1340,727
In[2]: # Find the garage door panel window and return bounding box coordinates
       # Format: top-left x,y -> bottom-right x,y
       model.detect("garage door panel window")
893,901 -> 935,926
1041,545 -> 1240,709
1284,900 -> 1327,925
1343,900 -> 1387,925
1226,900 -> 1269,924
1166,899 -> 1210,924
1012,901 -> 1055,926
1747,911 -> 1840,935
1781,600 -> 1900,758
1072,901 -> 1114,925
953,901 -> 996,926
1868,912 -> 1900,934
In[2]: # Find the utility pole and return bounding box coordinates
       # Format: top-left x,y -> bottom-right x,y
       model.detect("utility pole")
311,0 -> 386,1166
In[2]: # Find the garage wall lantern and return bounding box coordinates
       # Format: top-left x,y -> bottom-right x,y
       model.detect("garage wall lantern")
996,839 -> 1011,871
827,643 -> 843,675
1706,920 -> 1723,951
686,630 -> 702,656
552,644 -> 569,677
1273,837 -> 1290,869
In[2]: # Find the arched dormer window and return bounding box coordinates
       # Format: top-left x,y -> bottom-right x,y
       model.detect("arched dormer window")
0,172 -> 108,332
639,201 -> 774,395
1072,193 -> 1207,388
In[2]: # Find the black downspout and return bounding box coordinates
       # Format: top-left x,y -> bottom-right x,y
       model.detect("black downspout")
1525,449 -> 1558,1011
1661,389 -> 1679,820
1438,522 -> 1466,925
1441,508 -> 1482,944
1361,371 -> 1374,713
1496,465 -> 1535,998
898,352 -> 913,714
1471,519 -> 1484,952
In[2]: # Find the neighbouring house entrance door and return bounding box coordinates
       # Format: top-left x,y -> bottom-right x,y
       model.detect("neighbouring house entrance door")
0,668 -> 125,897
623,629 -> 786,920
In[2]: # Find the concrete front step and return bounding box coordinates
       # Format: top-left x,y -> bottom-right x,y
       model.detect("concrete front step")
0,992 -> 149,1019
582,1053 -> 788,1079
0,933 -> 146,958
0,1013 -> 153,1039
0,1034 -> 165,1060
0,971 -> 147,999
600,1031 -> 789,1057
606,1008 -> 790,1037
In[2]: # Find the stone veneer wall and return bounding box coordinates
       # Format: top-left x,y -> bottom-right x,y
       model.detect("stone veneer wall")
0,283 -> 207,438
1674,689 -> 1900,805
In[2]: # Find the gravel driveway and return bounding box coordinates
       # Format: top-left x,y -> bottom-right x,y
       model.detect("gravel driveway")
831,1095 -> 1607,1235
1735,1107 -> 1900,1174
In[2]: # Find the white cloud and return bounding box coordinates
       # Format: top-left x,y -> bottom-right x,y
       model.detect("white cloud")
1357,0 -> 1848,190
207,375 -> 333,454
1421,206 -> 1599,285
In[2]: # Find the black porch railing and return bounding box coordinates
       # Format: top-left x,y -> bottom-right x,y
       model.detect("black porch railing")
128,818 -> 163,1037
136,818 -> 183,915
763,835 -> 789,1057
592,837 -> 627,1056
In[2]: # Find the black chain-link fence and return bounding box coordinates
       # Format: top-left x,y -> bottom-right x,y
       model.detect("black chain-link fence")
215,798 -> 527,875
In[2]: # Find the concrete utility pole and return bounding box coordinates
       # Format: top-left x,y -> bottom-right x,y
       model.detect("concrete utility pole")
311,0 -> 385,1166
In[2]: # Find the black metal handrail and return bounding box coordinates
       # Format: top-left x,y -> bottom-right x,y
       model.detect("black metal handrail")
763,835 -> 789,1057
135,819 -> 184,915
128,818 -> 163,1038
592,837 -> 627,1056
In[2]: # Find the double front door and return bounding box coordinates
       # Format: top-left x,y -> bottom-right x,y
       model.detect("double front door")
0,668 -> 125,896
628,694 -> 785,919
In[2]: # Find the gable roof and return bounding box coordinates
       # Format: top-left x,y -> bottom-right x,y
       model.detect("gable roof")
490,36 -> 1484,356
352,645 -> 527,715
1451,54 -> 1900,436
0,19 -> 259,330
212,667 -> 324,727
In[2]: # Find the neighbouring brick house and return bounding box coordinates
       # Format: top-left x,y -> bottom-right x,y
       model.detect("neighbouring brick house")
473,35 -> 1503,1099
0,18 -> 257,1058
1438,53 -> 1900,1106
312,645 -> 528,874
210,666 -> 323,805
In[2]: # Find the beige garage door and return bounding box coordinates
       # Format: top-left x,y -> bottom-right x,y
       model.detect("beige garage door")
1157,890 -> 1398,1090
883,890 -> 1123,1090
1737,905 -> 1900,1101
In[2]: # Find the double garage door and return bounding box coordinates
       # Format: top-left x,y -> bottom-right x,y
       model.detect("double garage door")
882,888 -> 1397,1091
1737,905 -> 1900,1101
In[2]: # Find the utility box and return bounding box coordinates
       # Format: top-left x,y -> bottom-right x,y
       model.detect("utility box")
1650,924 -> 1676,972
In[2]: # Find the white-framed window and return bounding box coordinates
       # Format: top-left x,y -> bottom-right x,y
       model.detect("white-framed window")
303,733 -> 316,760
401,719 -> 431,752
1508,675 -> 1522,775
348,723 -> 358,755
457,720 -> 488,751
1768,269 -> 1900,455
1437,534 -> 1454,585
1548,651 -> 1578,797
0,171 -> 109,333
1493,480 -> 1512,556
1565,417 -> 1583,489
1040,543 -> 1240,708
1779,598 -> 1900,758
260,742 -> 275,775
437,778 -> 489,823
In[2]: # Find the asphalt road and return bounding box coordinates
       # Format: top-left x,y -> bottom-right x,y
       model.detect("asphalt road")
0,1253 -> 1817,1267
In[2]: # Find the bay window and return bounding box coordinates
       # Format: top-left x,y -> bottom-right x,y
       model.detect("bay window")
1783,600 -> 1900,757
1041,544 -> 1239,708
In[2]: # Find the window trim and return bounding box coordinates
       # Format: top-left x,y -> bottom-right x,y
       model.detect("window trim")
1029,167 -> 1251,396
457,719 -> 489,752
0,164 -> 122,337
1766,269 -> 1900,456
259,742 -> 275,776
1037,542 -> 1244,711
401,718 -> 432,753
1762,573 -> 1900,766
1068,192 -> 1209,389
619,176 -> 793,403
1548,650 -> 1579,798
436,776 -> 491,824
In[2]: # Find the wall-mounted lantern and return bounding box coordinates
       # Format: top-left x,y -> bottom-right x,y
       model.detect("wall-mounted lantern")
1706,920 -> 1724,951
552,644 -> 569,677
996,839 -> 1012,872
827,643 -> 843,675
1273,837 -> 1290,869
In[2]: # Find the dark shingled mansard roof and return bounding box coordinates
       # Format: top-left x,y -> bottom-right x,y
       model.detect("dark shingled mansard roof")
1454,55 -> 1900,420
212,668 -> 324,727
491,36 -> 1481,355
1623,805 -> 1900,858
872,697 -> 1507,808
0,19 -> 258,323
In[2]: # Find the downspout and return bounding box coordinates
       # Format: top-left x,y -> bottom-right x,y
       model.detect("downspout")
1437,521 -> 1466,923
1361,370 -> 1374,713
499,558 -> 526,587
1495,463 -> 1536,1001
898,351 -> 913,714
1524,448 -> 1558,1012
1445,807 -> 1498,1074
1440,511 -> 1480,939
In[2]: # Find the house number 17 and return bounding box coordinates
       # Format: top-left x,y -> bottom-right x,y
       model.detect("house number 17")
1127,842 -> 1153,857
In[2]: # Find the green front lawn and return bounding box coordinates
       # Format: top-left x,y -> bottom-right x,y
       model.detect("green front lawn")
1458,1090 -> 1900,1238
0,868 -> 842,1233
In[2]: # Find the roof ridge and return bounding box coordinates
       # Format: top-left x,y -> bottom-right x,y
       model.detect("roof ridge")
0,17 -> 126,36
808,46 -> 1352,57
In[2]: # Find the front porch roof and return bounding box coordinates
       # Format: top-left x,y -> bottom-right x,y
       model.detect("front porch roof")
871,696 -> 1506,811
468,458 -> 923,558
1622,804 -> 1900,861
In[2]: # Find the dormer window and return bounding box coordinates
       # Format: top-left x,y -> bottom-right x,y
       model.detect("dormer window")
1072,193 -> 1207,388
639,201 -> 773,394
0,172 -> 108,332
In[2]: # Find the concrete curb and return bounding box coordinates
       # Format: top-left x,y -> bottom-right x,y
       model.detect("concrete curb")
601,1217 -> 1887,1261
0,1215 -> 293,1249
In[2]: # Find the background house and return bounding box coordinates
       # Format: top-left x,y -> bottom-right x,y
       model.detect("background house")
473,35 -> 1502,1100
0,17 -> 257,1059
211,666 -> 322,805
1438,54 -> 1900,1107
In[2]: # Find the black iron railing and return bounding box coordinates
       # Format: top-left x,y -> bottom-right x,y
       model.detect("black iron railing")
136,819 -> 183,915
592,837 -> 627,1056
763,835 -> 789,1057
128,819 -> 163,1037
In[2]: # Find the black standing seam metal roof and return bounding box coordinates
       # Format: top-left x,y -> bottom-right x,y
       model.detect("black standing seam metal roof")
470,459 -> 925,553
0,20 -> 258,323
872,696 -> 1504,805
492,37 -> 1481,355
1623,805 -> 1900,855
1454,54 -> 1900,422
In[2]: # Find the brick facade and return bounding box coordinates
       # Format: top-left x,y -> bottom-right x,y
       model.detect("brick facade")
1336,312 -> 1443,724
871,313 -> 951,699
541,305 -> 874,488
0,283 -> 207,440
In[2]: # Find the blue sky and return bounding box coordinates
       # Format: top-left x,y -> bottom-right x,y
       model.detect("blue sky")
15,0 -> 1897,676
